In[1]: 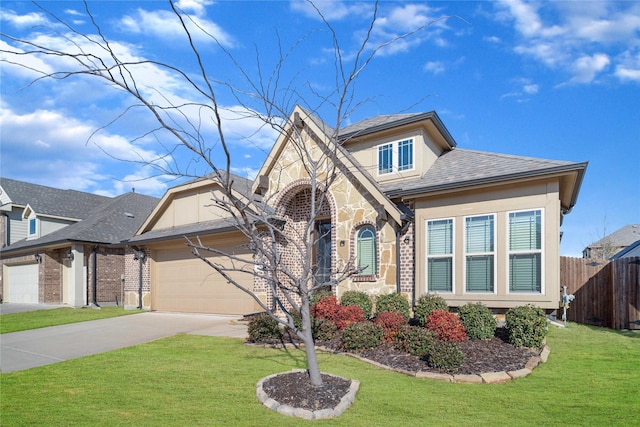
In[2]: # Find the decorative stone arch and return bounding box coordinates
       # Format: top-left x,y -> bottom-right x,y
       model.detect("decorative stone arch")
351,221 -> 379,282
272,178 -> 338,291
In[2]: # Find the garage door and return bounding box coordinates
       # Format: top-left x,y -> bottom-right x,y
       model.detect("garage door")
153,240 -> 255,315
6,263 -> 39,303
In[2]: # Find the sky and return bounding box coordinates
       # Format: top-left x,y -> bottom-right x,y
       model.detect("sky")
0,0 -> 638,257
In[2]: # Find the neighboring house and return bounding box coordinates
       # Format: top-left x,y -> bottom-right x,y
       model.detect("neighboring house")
127,106 -> 587,316
0,178 -> 158,306
610,239 -> 640,259
582,224 -> 640,260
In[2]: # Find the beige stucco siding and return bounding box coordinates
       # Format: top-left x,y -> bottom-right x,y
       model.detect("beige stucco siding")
346,129 -> 442,185
414,179 -> 562,309
153,186 -> 232,229
149,233 -> 259,315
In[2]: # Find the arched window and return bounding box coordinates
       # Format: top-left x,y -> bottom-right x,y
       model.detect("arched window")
357,225 -> 377,276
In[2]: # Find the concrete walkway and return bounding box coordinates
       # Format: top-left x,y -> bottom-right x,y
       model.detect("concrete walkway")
0,312 -> 247,373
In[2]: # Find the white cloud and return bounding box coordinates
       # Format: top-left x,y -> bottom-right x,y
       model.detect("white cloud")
523,84 -> 539,94
424,61 -> 445,75
615,50 -> 640,82
289,0 -> 370,21
119,7 -> 234,47
494,0 -> 640,84
0,9 -> 49,27
568,53 -> 610,84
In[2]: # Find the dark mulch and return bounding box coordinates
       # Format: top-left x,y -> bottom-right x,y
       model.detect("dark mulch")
256,328 -> 539,413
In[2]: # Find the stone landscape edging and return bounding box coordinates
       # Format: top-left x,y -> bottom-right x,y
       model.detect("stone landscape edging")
316,344 -> 551,384
256,369 -> 360,420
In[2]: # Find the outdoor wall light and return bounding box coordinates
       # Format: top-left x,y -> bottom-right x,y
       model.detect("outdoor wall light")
403,236 -> 411,244
65,250 -> 74,260
34,253 -> 42,263
340,240 -> 345,247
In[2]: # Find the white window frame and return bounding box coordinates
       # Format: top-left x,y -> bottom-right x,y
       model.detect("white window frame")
356,225 -> 377,277
507,208 -> 545,295
377,138 -> 414,176
425,218 -> 455,293
463,213 -> 497,294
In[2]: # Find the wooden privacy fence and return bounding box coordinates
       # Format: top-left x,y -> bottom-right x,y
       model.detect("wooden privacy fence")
560,256 -> 640,330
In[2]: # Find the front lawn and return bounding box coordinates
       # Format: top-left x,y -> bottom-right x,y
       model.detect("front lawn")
1,323 -> 638,426
0,306 -> 142,334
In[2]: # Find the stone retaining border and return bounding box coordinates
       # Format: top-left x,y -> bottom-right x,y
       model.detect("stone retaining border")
316,344 -> 551,384
256,369 -> 360,420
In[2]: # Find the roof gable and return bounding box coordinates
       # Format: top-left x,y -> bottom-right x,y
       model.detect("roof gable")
0,177 -> 109,220
253,105 -> 404,224
590,224 -> 640,247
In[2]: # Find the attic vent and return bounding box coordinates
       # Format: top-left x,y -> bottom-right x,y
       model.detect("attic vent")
124,212 -> 135,218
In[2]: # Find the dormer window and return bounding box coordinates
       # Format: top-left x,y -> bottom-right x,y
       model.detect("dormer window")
29,217 -> 37,236
377,138 -> 414,175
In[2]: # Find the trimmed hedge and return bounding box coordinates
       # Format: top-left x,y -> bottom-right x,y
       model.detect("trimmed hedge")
426,310 -> 467,342
413,294 -> 449,326
427,340 -> 464,372
375,293 -> 410,319
505,304 -> 548,348
395,325 -> 436,357
374,311 -> 408,342
341,321 -> 384,351
458,302 -> 496,340
247,313 -> 281,342
340,290 -> 373,318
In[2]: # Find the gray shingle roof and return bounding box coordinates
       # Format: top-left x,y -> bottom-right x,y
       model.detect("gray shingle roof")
1,192 -> 159,253
382,149 -> 584,197
610,239 -> 640,259
128,217 -> 239,245
589,224 -> 640,247
0,177 -> 109,220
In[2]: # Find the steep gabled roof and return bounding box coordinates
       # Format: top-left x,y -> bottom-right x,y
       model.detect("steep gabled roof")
135,171 -> 251,235
0,177 -> 109,220
0,192 -> 159,254
253,105 -> 404,224
382,149 -> 587,212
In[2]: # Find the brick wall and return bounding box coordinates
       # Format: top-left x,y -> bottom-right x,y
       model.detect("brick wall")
399,201 -> 415,305
86,246 -> 125,305
43,250 -> 63,303
124,248 -> 150,309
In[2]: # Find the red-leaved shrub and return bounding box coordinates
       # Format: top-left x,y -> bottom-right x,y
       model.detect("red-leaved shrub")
426,310 -> 467,342
335,304 -> 366,329
374,311 -> 408,342
311,295 -> 339,320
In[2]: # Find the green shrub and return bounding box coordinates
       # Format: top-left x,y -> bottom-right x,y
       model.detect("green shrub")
426,310 -> 466,342
312,318 -> 338,341
247,313 -> 281,343
310,289 -> 334,307
413,294 -> 449,326
340,290 -> 373,318
427,340 -> 464,372
394,325 -> 436,357
374,311 -> 408,342
375,293 -> 410,319
505,304 -> 548,348
458,302 -> 496,340
341,321 -> 384,351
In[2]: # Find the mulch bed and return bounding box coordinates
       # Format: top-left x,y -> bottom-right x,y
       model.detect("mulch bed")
255,328 -> 539,413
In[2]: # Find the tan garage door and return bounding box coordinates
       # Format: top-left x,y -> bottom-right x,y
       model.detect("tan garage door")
152,239 -> 255,315
6,263 -> 39,303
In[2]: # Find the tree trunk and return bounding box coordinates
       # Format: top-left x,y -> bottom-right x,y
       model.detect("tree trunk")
299,295 -> 323,386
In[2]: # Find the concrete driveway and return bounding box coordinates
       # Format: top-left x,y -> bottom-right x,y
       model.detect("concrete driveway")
0,312 -> 247,373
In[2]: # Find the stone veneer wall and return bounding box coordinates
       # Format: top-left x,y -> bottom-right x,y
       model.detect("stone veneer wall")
123,249 -> 151,310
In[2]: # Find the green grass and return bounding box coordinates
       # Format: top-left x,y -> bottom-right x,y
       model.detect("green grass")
0,306 -> 142,334
1,323 -> 638,426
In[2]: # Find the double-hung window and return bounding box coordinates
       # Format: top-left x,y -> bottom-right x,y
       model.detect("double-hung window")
465,214 -> 495,292
426,219 -> 453,292
508,210 -> 542,293
356,225 -> 377,276
377,138 -> 414,175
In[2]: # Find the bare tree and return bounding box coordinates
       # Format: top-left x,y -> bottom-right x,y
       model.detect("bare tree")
1,0 -> 447,386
